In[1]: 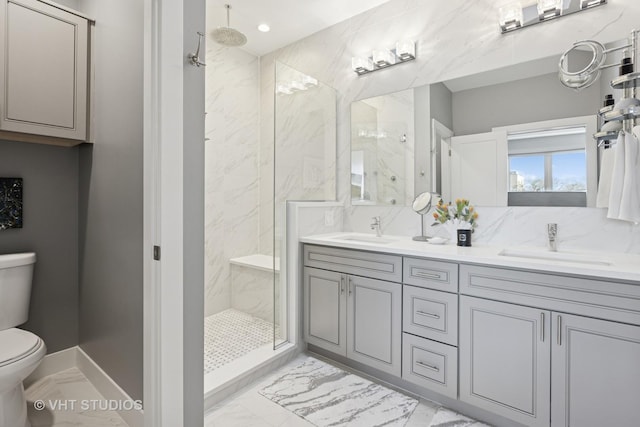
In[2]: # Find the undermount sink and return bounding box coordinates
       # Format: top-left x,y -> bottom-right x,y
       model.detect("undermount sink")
331,234 -> 395,244
498,248 -> 612,266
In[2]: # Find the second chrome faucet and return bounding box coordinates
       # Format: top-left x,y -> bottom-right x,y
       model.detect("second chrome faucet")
548,223 -> 558,252
371,216 -> 382,237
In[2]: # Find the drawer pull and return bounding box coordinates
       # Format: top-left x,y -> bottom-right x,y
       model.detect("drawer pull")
416,310 -> 440,319
340,275 -> 345,295
416,361 -> 440,372
414,271 -> 442,280
540,312 -> 545,342
557,315 -> 562,346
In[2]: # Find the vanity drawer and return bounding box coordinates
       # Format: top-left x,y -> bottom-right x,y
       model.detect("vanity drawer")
402,333 -> 458,399
460,264 -> 640,326
303,245 -> 402,283
403,257 -> 458,292
403,285 -> 458,346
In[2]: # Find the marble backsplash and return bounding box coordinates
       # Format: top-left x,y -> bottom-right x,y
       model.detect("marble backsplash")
343,205 -> 640,254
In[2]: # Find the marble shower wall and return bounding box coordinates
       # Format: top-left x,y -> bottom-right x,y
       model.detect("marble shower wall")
259,0 -> 640,252
205,44 -> 261,316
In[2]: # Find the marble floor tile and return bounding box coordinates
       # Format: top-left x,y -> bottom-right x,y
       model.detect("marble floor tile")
205,309 -> 277,374
25,367 -> 129,427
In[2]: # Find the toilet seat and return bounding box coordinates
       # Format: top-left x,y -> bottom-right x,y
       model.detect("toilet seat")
0,328 -> 43,368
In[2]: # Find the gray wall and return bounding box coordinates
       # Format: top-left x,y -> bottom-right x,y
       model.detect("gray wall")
451,72 -> 601,136
430,82 -> 453,130
184,0 -> 205,425
75,0 -> 144,401
0,140 -> 79,353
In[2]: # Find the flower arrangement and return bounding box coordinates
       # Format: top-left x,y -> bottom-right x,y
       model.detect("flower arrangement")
432,198 -> 479,230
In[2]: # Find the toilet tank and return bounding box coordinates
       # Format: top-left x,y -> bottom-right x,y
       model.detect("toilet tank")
0,253 -> 36,330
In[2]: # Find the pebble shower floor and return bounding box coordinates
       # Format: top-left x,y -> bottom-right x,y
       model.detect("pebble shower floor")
204,308 -> 276,374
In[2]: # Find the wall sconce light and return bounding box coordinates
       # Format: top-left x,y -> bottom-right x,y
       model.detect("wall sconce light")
500,0 -> 607,34
352,40 -> 416,75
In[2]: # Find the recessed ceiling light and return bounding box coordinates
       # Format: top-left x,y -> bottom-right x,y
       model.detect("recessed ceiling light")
258,24 -> 270,32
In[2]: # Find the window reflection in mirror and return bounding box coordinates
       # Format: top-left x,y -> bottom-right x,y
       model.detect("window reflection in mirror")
508,126 -> 588,205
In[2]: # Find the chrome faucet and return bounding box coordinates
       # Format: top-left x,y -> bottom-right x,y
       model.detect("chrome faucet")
371,216 -> 382,237
547,223 -> 558,252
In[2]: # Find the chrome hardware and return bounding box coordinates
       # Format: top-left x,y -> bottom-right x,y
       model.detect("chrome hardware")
340,276 -> 345,295
548,223 -> 558,252
400,133 -> 407,143
540,313 -> 545,342
390,175 -> 397,182
414,271 -> 441,280
371,216 -> 382,237
557,315 -> 562,346
416,311 -> 440,320
348,277 -> 353,296
416,361 -> 440,372
188,32 -> 207,67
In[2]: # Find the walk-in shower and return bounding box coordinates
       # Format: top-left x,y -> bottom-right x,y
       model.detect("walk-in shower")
203,20 -> 336,404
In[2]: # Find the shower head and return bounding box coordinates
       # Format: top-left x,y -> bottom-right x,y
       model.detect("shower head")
211,4 -> 247,47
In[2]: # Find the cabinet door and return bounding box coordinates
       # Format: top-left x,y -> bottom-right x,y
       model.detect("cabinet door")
460,296 -> 551,427
552,313 -> 640,427
347,275 -> 401,376
303,267 -> 346,356
0,0 -> 88,140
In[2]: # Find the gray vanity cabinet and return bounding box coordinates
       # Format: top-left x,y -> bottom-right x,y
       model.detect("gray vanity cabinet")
303,267 -> 347,356
0,0 -> 89,143
459,295 -> 551,427
551,313 -> 640,427
302,245 -> 402,376
346,274 -> 401,376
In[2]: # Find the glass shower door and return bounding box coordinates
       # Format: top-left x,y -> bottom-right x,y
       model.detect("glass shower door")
273,61 -> 337,348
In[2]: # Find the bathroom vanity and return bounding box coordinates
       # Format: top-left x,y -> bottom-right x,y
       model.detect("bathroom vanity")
300,233 -> 640,427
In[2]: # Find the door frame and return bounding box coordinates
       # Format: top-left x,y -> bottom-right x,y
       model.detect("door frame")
143,0 -> 204,425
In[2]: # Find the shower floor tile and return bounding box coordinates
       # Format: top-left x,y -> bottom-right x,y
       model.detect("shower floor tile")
205,309 -> 276,374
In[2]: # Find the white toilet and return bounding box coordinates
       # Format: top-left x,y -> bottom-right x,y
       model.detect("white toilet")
0,253 -> 46,427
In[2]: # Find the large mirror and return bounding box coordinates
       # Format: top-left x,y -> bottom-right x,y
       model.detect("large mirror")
350,39 -> 627,207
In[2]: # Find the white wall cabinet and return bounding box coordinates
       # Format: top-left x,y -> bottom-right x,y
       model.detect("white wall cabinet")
551,313 -> 640,427
0,0 -> 90,144
459,296 -> 551,427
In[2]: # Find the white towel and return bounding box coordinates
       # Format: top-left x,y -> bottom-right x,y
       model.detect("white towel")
607,132 -> 626,219
596,144 -> 616,208
619,129 -> 640,223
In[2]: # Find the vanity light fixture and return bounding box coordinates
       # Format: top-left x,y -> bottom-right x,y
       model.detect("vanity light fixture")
352,40 -> 416,75
537,0 -> 562,21
500,0 -> 607,34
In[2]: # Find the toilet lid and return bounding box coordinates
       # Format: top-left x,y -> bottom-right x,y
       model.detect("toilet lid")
0,328 -> 42,367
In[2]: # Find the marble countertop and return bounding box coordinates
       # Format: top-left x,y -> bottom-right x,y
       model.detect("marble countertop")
300,232 -> 640,283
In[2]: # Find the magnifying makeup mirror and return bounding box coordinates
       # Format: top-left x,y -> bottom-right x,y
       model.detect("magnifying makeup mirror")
412,192 -> 434,241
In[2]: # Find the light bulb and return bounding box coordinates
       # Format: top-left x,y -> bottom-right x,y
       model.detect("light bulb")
395,40 -> 415,61
537,0 -> 563,21
372,49 -> 396,67
499,3 -> 523,33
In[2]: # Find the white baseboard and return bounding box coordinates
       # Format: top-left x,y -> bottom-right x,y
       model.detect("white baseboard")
76,347 -> 144,427
24,346 -> 143,427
